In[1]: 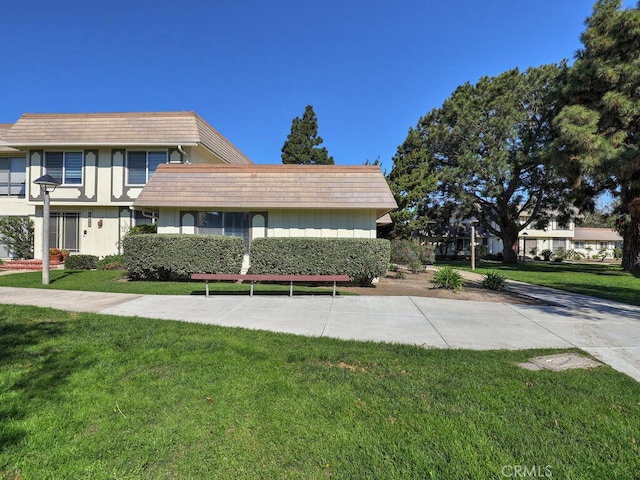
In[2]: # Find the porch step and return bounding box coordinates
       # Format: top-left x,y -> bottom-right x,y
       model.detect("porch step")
1,259 -> 63,271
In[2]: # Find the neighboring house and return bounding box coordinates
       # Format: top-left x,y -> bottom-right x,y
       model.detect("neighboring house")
571,227 -> 622,258
511,215 -> 576,259
0,111 -> 396,260
0,123 -> 30,257
133,164 -> 397,252
431,213 -> 622,260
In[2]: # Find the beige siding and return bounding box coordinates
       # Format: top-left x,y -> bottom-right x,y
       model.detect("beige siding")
268,209 -> 376,238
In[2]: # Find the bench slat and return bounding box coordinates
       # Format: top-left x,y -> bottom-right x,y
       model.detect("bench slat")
191,273 -> 350,297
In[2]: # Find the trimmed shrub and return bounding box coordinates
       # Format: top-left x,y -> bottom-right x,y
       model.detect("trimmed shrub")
431,266 -> 465,292
123,234 -> 244,281
97,254 -> 127,270
482,271 -> 508,291
128,224 -> 157,235
65,254 -> 99,270
249,237 -> 390,285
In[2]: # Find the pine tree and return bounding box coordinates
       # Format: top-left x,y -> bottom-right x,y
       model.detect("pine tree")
554,0 -> 640,270
281,105 -> 334,165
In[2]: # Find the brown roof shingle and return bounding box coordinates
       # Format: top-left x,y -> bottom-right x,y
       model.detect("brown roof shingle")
134,164 -> 398,217
573,227 -> 622,242
0,123 -> 22,154
3,111 -> 252,164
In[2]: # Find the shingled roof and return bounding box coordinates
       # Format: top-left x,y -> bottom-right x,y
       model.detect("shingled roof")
0,123 -> 21,154
2,111 -> 252,165
134,164 -> 398,218
573,227 -> 622,242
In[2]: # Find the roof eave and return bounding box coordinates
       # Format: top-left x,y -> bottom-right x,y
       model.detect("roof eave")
5,142 -> 200,148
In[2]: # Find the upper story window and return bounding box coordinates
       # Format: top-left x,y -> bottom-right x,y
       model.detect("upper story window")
0,157 -> 26,196
127,151 -> 167,185
551,219 -> 571,230
45,151 -> 83,185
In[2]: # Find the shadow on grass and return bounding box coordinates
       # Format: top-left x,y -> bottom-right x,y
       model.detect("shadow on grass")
0,308 -> 94,452
48,270 -> 84,284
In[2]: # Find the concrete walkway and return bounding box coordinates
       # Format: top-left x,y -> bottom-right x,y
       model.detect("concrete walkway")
1,280 -> 639,383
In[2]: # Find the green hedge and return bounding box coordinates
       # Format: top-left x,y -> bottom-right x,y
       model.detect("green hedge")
64,254 -> 99,270
123,234 -> 245,281
249,237 -> 390,285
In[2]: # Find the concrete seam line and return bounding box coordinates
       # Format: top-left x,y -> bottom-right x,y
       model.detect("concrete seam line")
409,296 -> 450,348
504,303 -> 577,348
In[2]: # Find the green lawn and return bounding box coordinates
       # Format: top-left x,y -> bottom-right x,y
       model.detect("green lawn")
1,304 -> 639,479
450,260 -> 640,306
0,270 -> 336,296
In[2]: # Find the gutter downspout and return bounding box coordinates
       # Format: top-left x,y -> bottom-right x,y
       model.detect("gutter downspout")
177,145 -> 190,164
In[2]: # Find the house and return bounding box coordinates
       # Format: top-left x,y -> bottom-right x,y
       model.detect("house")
571,227 -> 622,258
133,164 -> 397,252
0,111 -> 396,260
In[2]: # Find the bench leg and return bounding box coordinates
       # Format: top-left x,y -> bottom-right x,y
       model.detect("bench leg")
250,281 -> 254,297
333,281 -> 336,297
290,281 -> 293,297
205,280 -> 209,298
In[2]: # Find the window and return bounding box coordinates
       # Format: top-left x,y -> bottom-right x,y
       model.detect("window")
0,157 -> 26,196
574,241 -> 585,249
183,211 -> 250,250
127,151 -> 166,185
49,213 -> 80,252
552,219 -> 571,230
45,152 -> 83,185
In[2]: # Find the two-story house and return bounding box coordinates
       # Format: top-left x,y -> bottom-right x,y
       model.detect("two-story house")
0,111 -> 252,259
0,111 -> 397,261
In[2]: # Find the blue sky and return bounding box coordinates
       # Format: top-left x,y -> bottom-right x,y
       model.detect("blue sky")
2,1 -> 634,168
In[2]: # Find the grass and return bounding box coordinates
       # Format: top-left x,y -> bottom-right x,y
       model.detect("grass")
0,270 -> 337,296
446,260 -> 640,306
1,304 -> 639,479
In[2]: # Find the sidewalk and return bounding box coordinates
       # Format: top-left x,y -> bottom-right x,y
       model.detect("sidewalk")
1,281 -> 639,383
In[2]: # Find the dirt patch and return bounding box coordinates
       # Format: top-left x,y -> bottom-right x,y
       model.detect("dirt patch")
339,270 -> 543,305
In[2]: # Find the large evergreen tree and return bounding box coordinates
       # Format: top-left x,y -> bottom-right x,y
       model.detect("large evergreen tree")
553,0 -> 640,270
281,105 -> 334,165
389,65 -> 572,263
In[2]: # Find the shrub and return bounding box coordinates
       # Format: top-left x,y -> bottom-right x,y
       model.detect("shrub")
123,234 -> 244,281
390,239 -> 420,266
97,254 -> 127,270
249,237 -> 390,285
540,249 -> 553,261
431,266 -> 465,292
409,260 -> 422,273
613,247 -> 622,259
65,254 -> 99,270
0,216 -> 34,259
482,271 -> 508,291
475,244 -> 488,260
564,249 -> 585,261
390,239 -> 434,266
128,224 -> 157,235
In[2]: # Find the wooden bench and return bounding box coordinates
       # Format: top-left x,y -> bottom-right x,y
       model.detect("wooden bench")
191,273 -> 350,297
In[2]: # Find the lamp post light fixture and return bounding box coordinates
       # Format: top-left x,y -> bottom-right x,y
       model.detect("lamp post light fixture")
522,232 -> 529,263
33,174 -> 60,285
469,219 -> 478,271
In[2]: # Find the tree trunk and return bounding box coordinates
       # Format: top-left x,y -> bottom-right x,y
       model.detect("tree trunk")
501,233 -> 519,264
621,197 -> 640,271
